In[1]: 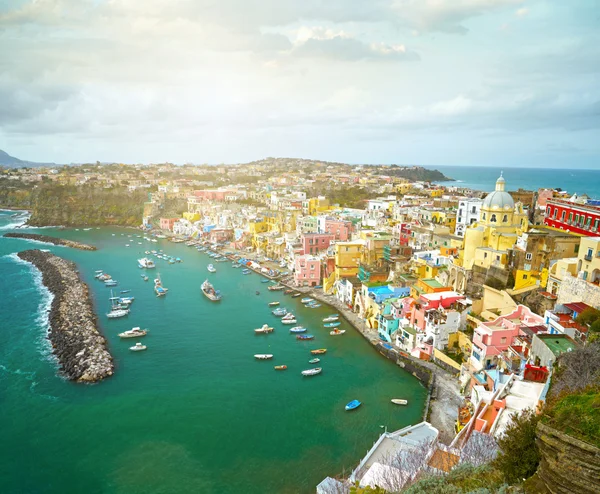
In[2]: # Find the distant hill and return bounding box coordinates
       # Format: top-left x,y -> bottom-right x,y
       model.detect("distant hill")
0,149 -> 59,168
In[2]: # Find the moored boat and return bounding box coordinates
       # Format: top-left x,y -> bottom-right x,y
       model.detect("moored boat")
254,324 -> 274,334
309,358 -> 320,364
281,318 -> 297,325
345,400 -> 361,411
119,327 -> 148,338
274,365 -> 287,370
307,303 -> 321,308
310,348 -> 327,355
104,280 -> 118,287
129,342 -> 147,352
241,269 -> 251,275
323,315 -> 340,323
138,257 -> 156,269
291,293 -> 301,298
301,367 -> 322,376
289,326 -> 307,333
260,278 -> 270,283
330,329 -> 346,336
268,301 -> 280,307
207,264 -> 217,273
201,279 -> 222,301
324,322 -> 341,328
296,334 -> 314,340
391,399 -> 408,406
283,289 -> 293,294
267,285 -> 284,291
254,354 -> 273,360
272,308 -> 288,317
301,297 -> 314,304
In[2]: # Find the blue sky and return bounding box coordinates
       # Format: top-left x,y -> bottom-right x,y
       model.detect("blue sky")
0,0 -> 598,167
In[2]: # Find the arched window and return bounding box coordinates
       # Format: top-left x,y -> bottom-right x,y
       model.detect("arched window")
482,213 -> 486,221
491,214 -> 497,222
502,214 -> 508,223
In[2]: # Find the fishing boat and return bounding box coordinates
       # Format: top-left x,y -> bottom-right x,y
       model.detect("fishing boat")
301,297 -> 314,304
268,285 -> 284,291
129,342 -> 147,352
301,367 -> 322,376
106,290 -> 129,318
391,399 -> 408,406
289,326 -> 307,333
324,322 -> 341,328
309,358 -> 320,364
345,400 -> 361,411
272,308 -> 287,317
296,334 -> 314,340
291,293 -> 301,298
201,279 -> 222,301
254,324 -> 274,334
207,264 -> 217,273
119,327 -> 147,338
323,315 -> 339,323
98,273 -> 112,281
254,354 -> 273,360
281,317 -> 297,325
268,301 -> 280,307
330,329 -> 346,336
138,257 -> 156,269
274,365 -> 287,370
310,349 -> 327,355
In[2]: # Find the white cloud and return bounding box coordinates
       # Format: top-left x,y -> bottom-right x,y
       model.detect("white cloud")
516,7 -> 529,17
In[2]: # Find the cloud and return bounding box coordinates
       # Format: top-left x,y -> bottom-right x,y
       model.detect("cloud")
293,35 -> 419,61
515,7 -> 529,17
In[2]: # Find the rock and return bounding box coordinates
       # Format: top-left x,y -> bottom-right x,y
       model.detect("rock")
4,233 -> 96,250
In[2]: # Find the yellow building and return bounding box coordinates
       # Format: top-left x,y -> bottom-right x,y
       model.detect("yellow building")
182,212 -> 200,223
459,174 -> 529,271
334,241 -> 363,280
248,218 -> 268,235
577,237 -> 600,284
547,258 -> 578,295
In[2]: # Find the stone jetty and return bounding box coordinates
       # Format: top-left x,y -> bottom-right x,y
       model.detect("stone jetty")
18,249 -> 113,383
4,232 -> 97,251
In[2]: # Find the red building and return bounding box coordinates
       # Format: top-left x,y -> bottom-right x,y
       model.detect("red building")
323,218 -> 353,241
159,218 -> 179,231
301,233 -> 334,255
544,199 -> 600,236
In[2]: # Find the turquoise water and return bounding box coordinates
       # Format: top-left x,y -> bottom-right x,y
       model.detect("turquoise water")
432,165 -> 600,199
0,210 -> 426,494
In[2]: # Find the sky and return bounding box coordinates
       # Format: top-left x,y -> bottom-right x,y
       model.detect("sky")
0,0 -> 599,167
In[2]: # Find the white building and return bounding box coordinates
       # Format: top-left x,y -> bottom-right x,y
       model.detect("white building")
455,198 -> 482,237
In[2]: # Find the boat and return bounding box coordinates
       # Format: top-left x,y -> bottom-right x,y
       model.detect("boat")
323,315 -> 339,323
267,285 -> 284,291
256,291 -> 260,295
310,349 -> 327,355
391,399 -> 408,406
138,257 -> 156,269
119,297 -> 135,305
291,293 -> 301,298
119,327 -> 148,338
142,275 -> 149,281
283,289 -> 293,294
254,354 -> 273,360
345,400 -> 361,411
255,324 -> 274,334
241,269 -> 251,275
274,365 -> 287,370
324,322 -> 341,328
307,303 -> 321,308
330,329 -> 346,336
272,308 -> 288,317
106,290 -> 129,318
201,279 -> 222,301
308,358 -> 320,364
260,278 -> 270,283
129,342 -> 147,352
268,301 -> 280,307
289,326 -> 307,333
281,313 -> 295,320
154,274 -> 168,297
296,334 -> 314,340
281,318 -> 297,325
301,367 -> 322,376
207,264 -> 217,273
120,290 -> 131,294
301,297 -> 314,304
104,280 -> 118,287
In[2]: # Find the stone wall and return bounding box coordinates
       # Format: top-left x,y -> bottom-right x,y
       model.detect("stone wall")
529,422 -> 600,494
557,273 -> 600,307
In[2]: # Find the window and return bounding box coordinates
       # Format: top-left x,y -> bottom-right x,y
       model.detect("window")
496,255 -> 500,261
594,219 -> 600,231
580,216 -> 586,227
553,209 -> 557,219
569,212 -> 573,224
523,274 -> 528,279
561,210 -> 566,221
503,214 -> 508,223
501,337 -> 507,344
484,253 -> 488,258
526,253 -> 533,261
490,214 -> 497,222
575,214 -> 579,224
482,213 -> 486,220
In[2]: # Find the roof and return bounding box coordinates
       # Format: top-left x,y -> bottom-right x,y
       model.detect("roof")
427,448 -> 460,473
421,278 -> 444,288
537,334 -> 579,356
483,190 -> 515,210
564,302 -> 592,314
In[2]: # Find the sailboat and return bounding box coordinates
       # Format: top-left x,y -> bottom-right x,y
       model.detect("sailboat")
154,273 -> 169,297
106,290 -> 129,318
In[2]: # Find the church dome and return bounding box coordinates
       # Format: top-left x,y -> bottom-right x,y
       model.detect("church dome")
482,173 -> 514,210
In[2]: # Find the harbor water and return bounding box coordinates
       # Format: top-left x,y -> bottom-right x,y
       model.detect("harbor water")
0,210 -> 426,494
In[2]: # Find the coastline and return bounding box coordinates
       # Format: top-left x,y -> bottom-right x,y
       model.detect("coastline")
17,249 -> 114,383
4,232 -> 97,250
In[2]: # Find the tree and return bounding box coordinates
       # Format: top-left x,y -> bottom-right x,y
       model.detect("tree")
576,307 -> 600,328
492,409 -> 540,484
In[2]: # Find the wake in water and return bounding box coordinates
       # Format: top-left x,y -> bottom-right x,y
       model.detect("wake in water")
0,211 -> 31,230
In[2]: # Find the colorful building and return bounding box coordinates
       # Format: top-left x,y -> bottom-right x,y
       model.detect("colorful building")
159,218 -> 179,231
334,241 -> 363,280
544,199 -> 600,235
294,255 -> 321,287
301,233 -> 334,256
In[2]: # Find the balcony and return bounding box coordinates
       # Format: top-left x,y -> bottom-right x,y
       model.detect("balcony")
584,254 -> 593,262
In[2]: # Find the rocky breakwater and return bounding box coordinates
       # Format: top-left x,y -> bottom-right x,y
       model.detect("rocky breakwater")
17,249 -> 113,383
4,232 -> 97,250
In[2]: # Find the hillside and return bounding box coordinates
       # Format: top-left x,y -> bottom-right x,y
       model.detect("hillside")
0,149 -> 58,168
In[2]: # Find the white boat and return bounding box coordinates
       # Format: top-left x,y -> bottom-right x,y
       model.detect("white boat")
281,318 -> 297,325
308,358 -> 320,364
254,354 -> 273,360
301,297 -> 314,304
329,329 -> 346,336
107,290 -> 129,318
207,264 -> 217,273
201,279 -> 222,301
391,399 -> 408,406
129,342 -> 147,352
301,367 -> 322,376
119,327 -> 148,338
254,324 -> 274,334
323,315 -> 340,323
289,326 -> 307,333
138,257 -> 156,269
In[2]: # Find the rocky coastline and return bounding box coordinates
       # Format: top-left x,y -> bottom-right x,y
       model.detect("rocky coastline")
4,232 -> 96,250
18,249 -> 114,383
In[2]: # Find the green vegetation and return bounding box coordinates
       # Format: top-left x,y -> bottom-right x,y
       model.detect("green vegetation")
575,307 -> 600,342
308,184 -> 372,209
492,409 -> 541,484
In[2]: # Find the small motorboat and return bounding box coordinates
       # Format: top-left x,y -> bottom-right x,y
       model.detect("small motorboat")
104,280 -> 118,287
291,293 -> 301,298
309,358 -> 320,364
119,327 -> 148,338
242,269 -> 251,275
323,315 -> 340,323
301,367 -> 322,376
296,334 -> 314,340
142,276 -> 149,281
256,291 -> 260,295
272,308 -> 287,317
254,324 -> 274,334
207,264 -> 217,273
268,301 -> 280,307
120,290 -> 131,294
324,322 -> 341,328
107,308 -> 129,318
274,365 -> 287,371
391,399 -> 408,406
260,279 -> 270,283
267,285 -> 284,291
129,342 -> 147,352
283,289 -> 293,294
307,303 -> 321,309
281,313 -> 295,320
281,318 -> 297,325
254,354 -> 273,360
330,329 -> 346,336
345,400 -> 361,411
289,326 -> 307,333
301,297 -> 314,304
310,349 -> 327,355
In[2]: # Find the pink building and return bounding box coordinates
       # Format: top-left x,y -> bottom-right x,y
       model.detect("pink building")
294,255 -> 321,287
324,218 -> 353,241
470,305 -> 544,370
409,291 -> 465,332
301,233 -> 334,255
159,218 -> 179,231
536,189 -> 555,208
193,189 -> 235,201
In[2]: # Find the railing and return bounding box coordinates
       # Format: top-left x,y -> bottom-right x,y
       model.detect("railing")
584,254 -> 593,261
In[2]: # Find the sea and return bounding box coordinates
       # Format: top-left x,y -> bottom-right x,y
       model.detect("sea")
0,210 -> 426,494
430,165 -> 600,199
